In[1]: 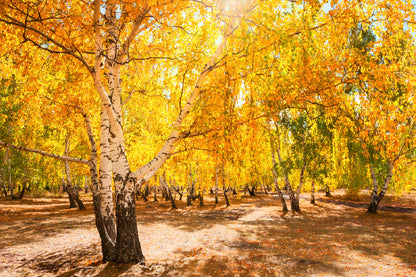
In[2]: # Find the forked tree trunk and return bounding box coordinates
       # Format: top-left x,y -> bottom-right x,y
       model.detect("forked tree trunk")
172,185 -> 183,201
290,163 -> 306,213
274,136 -> 298,212
367,163 -> 393,214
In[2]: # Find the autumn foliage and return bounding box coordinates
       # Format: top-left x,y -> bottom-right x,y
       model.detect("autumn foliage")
0,0 -> 416,265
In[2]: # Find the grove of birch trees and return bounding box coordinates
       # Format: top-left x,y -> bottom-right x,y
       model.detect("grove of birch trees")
1,0 -> 416,264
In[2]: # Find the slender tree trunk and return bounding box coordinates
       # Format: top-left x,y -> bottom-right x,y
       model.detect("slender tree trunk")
167,185 -> 177,209
325,184 -> 331,197
64,136 -> 85,210
262,182 -> 268,195
160,175 -> 177,210
84,176 -> 89,193
215,167 -> 219,205
73,186 -> 86,210
8,158 -> 14,199
15,169 -> 28,200
271,145 -> 288,212
1,172 -> 7,197
199,193 -> 204,206
186,169 -> 195,206
144,182 -> 149,198
77,107 -> 116,262
223,188 -> 230,207
273,137 -> 294,212
221,165 -> 230,207
140,182 -> 149,201
310,179 -> 316,204
65,174 -> 77,208
154,185 -> 158,202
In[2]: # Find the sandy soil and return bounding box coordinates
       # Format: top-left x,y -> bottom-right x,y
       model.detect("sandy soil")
0,191 -> 415,276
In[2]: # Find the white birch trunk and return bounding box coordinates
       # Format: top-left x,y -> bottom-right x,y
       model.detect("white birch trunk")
270,138 -> 288,212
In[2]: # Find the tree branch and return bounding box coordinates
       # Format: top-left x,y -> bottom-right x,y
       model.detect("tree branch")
0,140 -> 89,165
0,14 -> 93,72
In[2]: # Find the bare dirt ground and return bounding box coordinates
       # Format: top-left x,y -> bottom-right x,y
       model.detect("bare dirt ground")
0,191 -> 415,277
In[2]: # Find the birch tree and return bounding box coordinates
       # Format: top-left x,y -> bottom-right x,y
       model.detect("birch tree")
0,0 -> 246,263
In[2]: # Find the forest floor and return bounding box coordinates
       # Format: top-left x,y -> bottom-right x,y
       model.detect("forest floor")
0,190 -> 416,277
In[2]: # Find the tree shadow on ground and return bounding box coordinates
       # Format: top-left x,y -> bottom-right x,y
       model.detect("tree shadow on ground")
1,193 -> 416,276
0,197 -> 94,248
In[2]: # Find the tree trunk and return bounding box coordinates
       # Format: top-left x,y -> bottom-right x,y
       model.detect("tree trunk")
167,185 -> 177,209
367,163 -> 393,214
186,175 -> 195,206
64,136 -> 86,210
154,185 -> 158,202
136,182 -> 148,201
223,189 -> 230,207
290,163 -> 306,213
262,182 -> 268,195
84,176 -> 89,193
65,181 -> 77,208
160,175 -> 177,210
325,184 -> 331,197
1,172 -> 7,197
144,182 -> 149,198
214,168 -> 219,205
112,177 -> 145,263
172,186 -> 183,201
270,137 -> 289,212
186,193 -> 193,206
247,185 -> 255,196
80,108 -> 116,262
271,151 -> 288,212
221,165 -> 230,207
73,187 -> 86,210
310,179 -> 316,204
15,178 -> 27,199
199,193 -> 204,206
